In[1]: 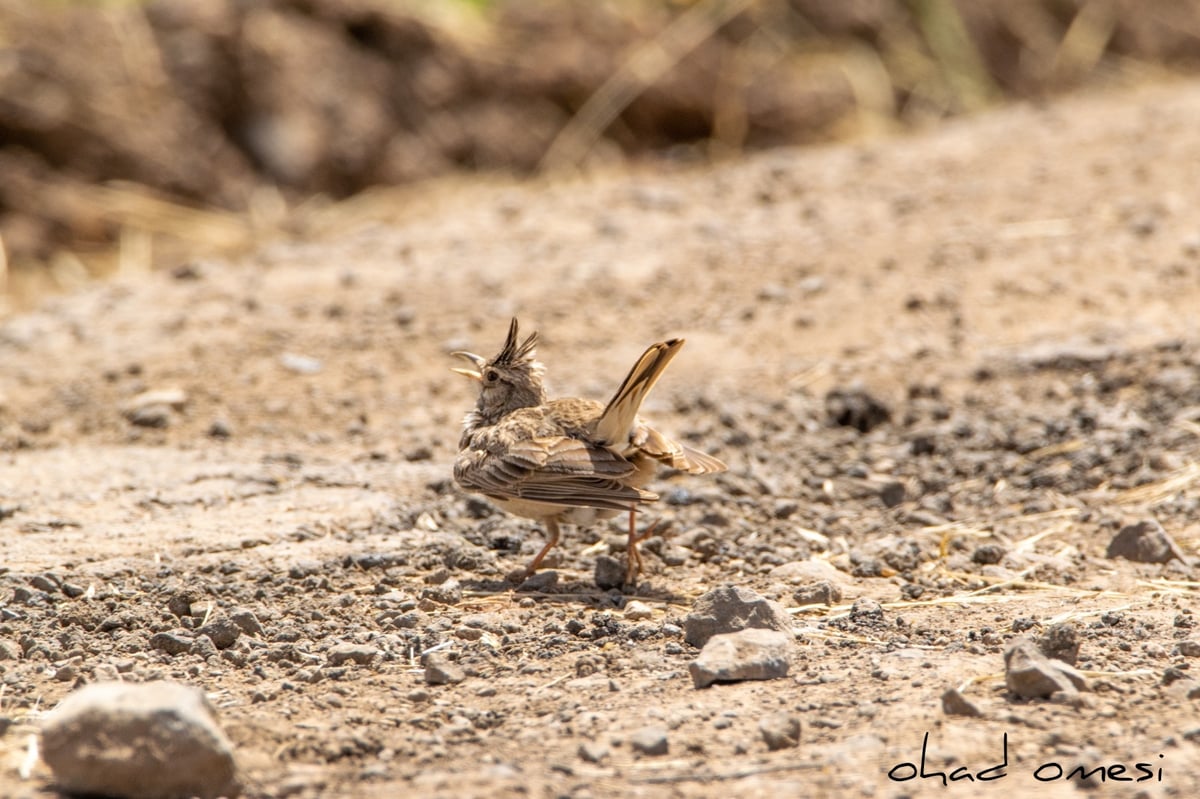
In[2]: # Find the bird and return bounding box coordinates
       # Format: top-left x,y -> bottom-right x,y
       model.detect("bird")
452,318 -> 726,588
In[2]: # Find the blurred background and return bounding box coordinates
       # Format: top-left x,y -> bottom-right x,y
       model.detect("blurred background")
2,0 -> 1199,308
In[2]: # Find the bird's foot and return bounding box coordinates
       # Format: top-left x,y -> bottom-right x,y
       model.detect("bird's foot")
505,566 -> 533,584
624,518 -> 663,591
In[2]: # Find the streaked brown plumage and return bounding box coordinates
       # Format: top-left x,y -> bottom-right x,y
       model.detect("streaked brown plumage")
452,318 -> 725,587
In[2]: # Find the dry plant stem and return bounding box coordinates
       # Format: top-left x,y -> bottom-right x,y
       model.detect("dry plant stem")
539,0 -> 755,171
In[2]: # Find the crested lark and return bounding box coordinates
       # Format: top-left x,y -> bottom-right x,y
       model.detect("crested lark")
452,318 -> 726,587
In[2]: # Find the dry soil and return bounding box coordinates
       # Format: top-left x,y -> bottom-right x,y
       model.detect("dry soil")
3,79 -> 1200,798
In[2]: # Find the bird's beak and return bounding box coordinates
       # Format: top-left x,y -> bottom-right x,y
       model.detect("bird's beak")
450,351 -> 486,380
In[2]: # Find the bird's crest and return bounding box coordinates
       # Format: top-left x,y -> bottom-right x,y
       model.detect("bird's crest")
492,318 -> 539,367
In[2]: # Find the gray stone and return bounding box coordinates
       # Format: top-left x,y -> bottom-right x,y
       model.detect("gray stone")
684,586 -> 791,648
941,687 -> 983,717
594,556 -> 625,590
515,571 -> 557,593
1106,519 -> 1186,564
166,592 -> 197,618
623,600 -> 653,621
689,628 -> 792,688
126,404 -> 173,429
288,560 -> 322,579
826,386 -> 891,432
41,681 -> 237,799
229,608 -> 266,637
1036,622 -> 1080,665
849,597 -> 884,623
578,741 -> 610,763
758,712 -> 801,750
1004,639 -> 1087,699
424,652 -> 465,685
421,578 -> 463,604
190,635 -> 219,660
207,418 -> 233,439
972,544 -> 1006,565
629,725 -> 669,756
879,481 -> 906,508
768,559 -> 844,584
92,664 -> 120,683
328,643 -> 378,666
1177,640 -> 1200,658
1051,660 -> 1088,692
30,573 -> 60,592
792,580 -> 842,607
197,617 -> 241,650
149,632 -> 194,657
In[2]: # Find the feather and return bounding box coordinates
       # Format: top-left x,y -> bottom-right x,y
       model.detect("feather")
592,339 -> 684,447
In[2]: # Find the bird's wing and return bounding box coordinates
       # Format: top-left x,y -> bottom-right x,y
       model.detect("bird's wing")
632,422 -> 727,474
455,435 -> 656,511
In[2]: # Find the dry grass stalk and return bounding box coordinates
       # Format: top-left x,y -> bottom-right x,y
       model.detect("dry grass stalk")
1116,461 -> 1200,505
540,0 -> 756,171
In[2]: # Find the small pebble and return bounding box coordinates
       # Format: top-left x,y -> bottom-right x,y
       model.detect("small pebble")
327,644 -> 378,666
792,581 -> 842,607
280,353 -> 323,374
594,556 -> 625,590
1106,520 -> 1186,564
623,601 -> 653,621
516,571 -> 558,593
941,687 -> 983,717
424,652 -> 466,685
1004,639 -> 1087,699
629,726 -> 669,757
759,712 -> 802,750
149,632 -> 193,657
196,618 -> 241,650
578,741 -> 610,763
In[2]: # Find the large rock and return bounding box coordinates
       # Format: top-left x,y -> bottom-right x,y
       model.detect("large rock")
684,585 -> 791,648
689,628 -> 792,688
41,681 -> 238,799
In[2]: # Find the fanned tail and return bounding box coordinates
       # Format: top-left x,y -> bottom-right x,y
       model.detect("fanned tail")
593,339 -> 684,447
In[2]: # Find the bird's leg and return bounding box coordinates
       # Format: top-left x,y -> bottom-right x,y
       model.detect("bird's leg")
624,506 -> 652,587
510,518 -> 561,583
625,512 -> 663,589
625,508 -> 641,589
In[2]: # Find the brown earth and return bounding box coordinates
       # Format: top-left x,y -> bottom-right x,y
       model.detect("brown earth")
3,78 -> 1200,797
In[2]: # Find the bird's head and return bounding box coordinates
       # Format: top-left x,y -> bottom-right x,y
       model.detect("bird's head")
452,318 -> 546,422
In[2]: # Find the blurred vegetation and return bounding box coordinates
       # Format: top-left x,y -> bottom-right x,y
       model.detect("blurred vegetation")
1,0 -> 1198,305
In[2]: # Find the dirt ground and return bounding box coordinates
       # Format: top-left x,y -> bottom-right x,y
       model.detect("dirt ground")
3,77 -> 1200,798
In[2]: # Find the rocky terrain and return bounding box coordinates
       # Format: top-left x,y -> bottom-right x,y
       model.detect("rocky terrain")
2,79 -> 1200,797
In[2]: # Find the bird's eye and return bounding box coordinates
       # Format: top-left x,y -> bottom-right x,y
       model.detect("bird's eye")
485,370 -> 499,383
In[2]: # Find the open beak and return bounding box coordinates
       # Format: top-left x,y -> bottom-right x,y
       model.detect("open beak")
450,351 -> 486,380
